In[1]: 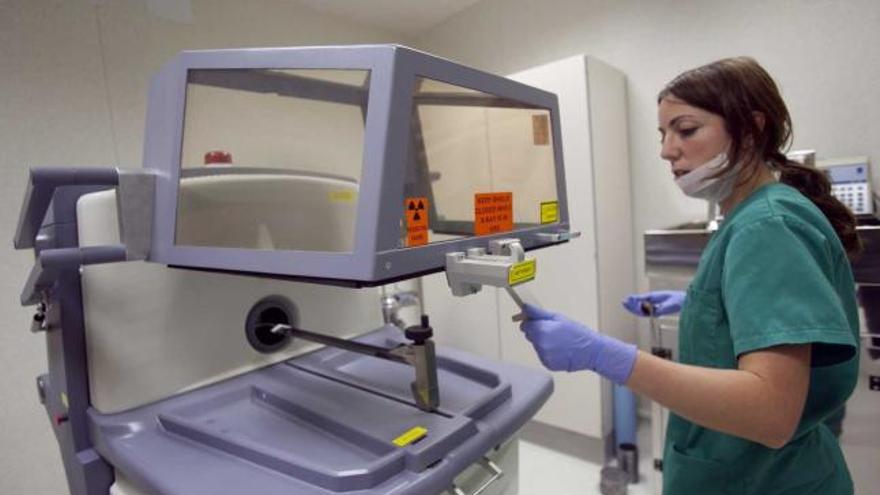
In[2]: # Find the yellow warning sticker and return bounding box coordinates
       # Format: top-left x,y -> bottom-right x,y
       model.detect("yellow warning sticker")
328,190 -> 357,202
508,259 -> 537,286
392,426 -> 428,447
540,201 -> 559,224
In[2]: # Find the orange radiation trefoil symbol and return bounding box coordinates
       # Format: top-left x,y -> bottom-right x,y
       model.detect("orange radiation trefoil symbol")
405,197 -> 429,247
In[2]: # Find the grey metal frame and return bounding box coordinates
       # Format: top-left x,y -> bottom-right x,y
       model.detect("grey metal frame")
14,174 -> 121,494
145,45 -> 571,285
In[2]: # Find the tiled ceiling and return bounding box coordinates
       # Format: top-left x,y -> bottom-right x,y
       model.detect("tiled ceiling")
289,0 -> 483,38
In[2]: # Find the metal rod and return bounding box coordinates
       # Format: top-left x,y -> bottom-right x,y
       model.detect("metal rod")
267,324 -> 409,364
267,323 -> 440,411
505,286 -> 525,309
642,301 -> 662,348
505,286 -> 527,322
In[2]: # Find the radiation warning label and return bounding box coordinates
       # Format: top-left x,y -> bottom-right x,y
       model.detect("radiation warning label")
405,197 -> 429,247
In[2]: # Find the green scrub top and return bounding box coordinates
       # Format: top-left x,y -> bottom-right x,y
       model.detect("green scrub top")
664,183 -> 860,495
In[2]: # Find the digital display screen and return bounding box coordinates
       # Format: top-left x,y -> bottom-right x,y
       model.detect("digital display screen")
826,163 -> 868,184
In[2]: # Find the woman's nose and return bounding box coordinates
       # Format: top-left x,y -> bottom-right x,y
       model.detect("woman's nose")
660,135 -> 678,162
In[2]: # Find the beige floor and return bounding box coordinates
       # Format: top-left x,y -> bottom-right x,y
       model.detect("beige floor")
839,348 -> 880,494
518,420 -> 653,495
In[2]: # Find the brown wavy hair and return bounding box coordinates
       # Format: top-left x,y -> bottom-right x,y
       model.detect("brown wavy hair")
658,56 -> 862,258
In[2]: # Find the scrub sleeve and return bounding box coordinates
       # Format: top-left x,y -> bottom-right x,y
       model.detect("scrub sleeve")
724,216 -> 856,356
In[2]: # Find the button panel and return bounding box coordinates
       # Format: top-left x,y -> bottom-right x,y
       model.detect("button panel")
831,183 -> 872,215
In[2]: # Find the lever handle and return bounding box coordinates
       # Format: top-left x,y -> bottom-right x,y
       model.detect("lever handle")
14,168 -> 119,250
450,456 -> 504,495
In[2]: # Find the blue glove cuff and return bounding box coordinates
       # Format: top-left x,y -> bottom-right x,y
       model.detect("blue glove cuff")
593,335 -> 638,385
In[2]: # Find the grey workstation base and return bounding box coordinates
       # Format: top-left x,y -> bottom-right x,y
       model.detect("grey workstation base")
89,326 -> 553,494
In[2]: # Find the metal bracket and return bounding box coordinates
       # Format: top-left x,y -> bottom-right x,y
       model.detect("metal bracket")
30,299 -> 48,333
445,239 -> 531,296
450,456 -> 504,495
381,290 -> 421,329
534,230 -> 581,243
116,169 -> 155,261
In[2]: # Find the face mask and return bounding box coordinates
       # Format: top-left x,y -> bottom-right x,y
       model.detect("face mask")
674,152 -> 738,202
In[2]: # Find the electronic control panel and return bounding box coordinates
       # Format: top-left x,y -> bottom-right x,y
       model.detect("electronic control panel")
821,157 -> 874,216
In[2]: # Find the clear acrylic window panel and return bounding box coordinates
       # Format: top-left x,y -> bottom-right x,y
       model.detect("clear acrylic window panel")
404,78 -> 559,245
176,69 -> 370,253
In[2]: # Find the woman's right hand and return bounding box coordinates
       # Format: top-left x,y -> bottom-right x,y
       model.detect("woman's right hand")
622,290 -> 686,316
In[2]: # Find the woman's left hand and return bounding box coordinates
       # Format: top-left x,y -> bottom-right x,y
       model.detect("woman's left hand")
519,304 -> 637,384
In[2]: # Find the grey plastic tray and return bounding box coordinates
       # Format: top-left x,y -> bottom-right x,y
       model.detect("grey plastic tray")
89,326 -> 552,494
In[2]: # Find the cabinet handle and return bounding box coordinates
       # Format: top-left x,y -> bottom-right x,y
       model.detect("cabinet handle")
859,333 -> 880,352
535,230 -> 581,242
450,456 -> 504,495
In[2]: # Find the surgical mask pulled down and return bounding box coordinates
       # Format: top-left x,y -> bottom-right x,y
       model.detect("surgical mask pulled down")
675,152 -> 738,202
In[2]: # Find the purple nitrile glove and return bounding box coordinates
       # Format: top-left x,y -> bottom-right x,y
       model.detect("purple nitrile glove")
519,304 -> 638,385
622,290 -> 686,317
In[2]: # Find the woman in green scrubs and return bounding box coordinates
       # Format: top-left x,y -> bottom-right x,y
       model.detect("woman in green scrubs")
518,57 -> 861,494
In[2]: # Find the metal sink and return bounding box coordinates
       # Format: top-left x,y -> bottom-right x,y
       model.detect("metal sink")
645,221 -> 880,285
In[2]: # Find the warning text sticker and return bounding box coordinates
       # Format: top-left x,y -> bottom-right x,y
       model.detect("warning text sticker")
508,259 -> 537,286
540,201 -> 559,224
474,192 -> 513,235
405,197 -> 429,247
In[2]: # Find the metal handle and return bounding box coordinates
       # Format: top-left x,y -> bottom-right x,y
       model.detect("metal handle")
535,230 -> 581,242
859,332 -> 880,352
14,167 -> 119,250
450,456 -> 503,495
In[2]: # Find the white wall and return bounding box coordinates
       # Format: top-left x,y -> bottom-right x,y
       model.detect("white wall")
415,0 -> 880,294
0,1 -> 406,493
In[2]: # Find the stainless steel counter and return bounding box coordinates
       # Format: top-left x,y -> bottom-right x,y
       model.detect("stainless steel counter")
646,224 -> 880,284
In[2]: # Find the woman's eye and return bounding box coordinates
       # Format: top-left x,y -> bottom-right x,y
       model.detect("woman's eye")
679,127 -> 698,138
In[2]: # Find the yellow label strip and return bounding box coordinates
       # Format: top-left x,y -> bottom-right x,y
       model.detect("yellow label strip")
392,426 -> 428,447
328,190 -> 357,202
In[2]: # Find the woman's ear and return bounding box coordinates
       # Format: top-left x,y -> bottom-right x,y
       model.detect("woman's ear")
752,111 -> 766,132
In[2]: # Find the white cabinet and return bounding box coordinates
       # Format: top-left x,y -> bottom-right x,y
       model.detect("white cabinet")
424,55 -> 635,440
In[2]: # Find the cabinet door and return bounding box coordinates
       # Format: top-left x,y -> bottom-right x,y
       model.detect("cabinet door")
504,56 -> 604,438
